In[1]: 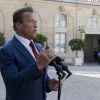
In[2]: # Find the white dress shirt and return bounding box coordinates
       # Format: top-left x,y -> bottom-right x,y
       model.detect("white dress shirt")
15,34 -> 39,61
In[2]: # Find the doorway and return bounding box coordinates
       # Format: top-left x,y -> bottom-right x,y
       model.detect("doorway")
84,34 -> 100,63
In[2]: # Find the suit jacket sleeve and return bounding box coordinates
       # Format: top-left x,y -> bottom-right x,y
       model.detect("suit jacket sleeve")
0,47 -> 41,89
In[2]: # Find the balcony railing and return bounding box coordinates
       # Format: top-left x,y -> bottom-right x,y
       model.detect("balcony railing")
47,0 -> 100,6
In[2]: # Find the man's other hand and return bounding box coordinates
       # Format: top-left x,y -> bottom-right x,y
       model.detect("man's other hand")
48,79 -> 59,91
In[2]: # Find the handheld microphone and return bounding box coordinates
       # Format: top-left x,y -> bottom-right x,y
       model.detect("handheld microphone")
55,56 -> 72,79
49,61 -> 66,79
45,45 -> 72,79
45,45 -> 66,79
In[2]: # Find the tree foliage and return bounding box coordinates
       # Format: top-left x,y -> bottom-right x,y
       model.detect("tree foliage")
0,32 -> 5,46
33,34 -> 47,46
68,38 -> 84,57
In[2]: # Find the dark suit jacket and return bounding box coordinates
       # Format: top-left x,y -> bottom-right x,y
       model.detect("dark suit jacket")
0,36 -> 50,100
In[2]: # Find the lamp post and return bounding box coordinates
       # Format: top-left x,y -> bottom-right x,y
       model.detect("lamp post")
79,26 -> 85,40
81,32 -> 85,40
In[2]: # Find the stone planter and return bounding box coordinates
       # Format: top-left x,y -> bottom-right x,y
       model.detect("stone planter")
74,57 -> 83,66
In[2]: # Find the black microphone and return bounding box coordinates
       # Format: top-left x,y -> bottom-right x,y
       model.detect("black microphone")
45,45 -> 72,79
55,56 -> 72,79
49,61 -> 66,79
45,45 -> 66,79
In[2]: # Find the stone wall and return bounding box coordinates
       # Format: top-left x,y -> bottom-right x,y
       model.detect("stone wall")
0,0 -> 100,63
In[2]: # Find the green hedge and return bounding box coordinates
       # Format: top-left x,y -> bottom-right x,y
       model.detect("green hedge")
0,32 -> 5,46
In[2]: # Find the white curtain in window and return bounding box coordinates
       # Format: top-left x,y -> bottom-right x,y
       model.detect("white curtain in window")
55,33 -> 65,53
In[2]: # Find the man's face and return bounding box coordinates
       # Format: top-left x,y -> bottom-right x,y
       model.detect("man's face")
17,12 -> 37,40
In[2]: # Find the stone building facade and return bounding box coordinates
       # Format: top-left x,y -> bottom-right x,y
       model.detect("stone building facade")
0,0 -> 100,64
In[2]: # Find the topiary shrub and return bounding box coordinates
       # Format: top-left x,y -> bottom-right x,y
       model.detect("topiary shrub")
68,38 -> 84,58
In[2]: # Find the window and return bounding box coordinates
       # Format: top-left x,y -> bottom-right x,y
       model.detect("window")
86,16 -> 99,28
55,14 -> 67,28
54,14 -> 67,53
55,33 -> 65,53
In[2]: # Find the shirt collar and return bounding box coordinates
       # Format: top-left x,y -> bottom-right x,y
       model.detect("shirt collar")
15,34 -> 33,46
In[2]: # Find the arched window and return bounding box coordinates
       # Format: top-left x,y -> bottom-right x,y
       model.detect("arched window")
86,16 -> 99,28
84,15 -> 100,34
54,14 -> 67,53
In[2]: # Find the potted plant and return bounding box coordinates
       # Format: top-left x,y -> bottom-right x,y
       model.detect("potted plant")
33,34 -> 47,46
68,38 -> 85,65
0,32 -> 5,47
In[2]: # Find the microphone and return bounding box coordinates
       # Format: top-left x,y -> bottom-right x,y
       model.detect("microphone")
49,61 -> 66,79
45,45 -> 72,79
45,45 -> 66,79
55,56 -> 72,79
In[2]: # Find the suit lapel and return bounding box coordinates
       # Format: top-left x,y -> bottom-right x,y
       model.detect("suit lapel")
12,36 -> 35,62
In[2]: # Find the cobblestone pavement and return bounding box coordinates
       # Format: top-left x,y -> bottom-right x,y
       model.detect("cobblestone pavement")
0,65 -> 100,100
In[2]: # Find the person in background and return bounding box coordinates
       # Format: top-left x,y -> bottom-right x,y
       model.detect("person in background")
0,7 -> 58,100
93,48 -> 98,63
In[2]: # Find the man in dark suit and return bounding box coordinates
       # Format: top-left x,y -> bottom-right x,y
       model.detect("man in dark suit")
0,7 -> 58,100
